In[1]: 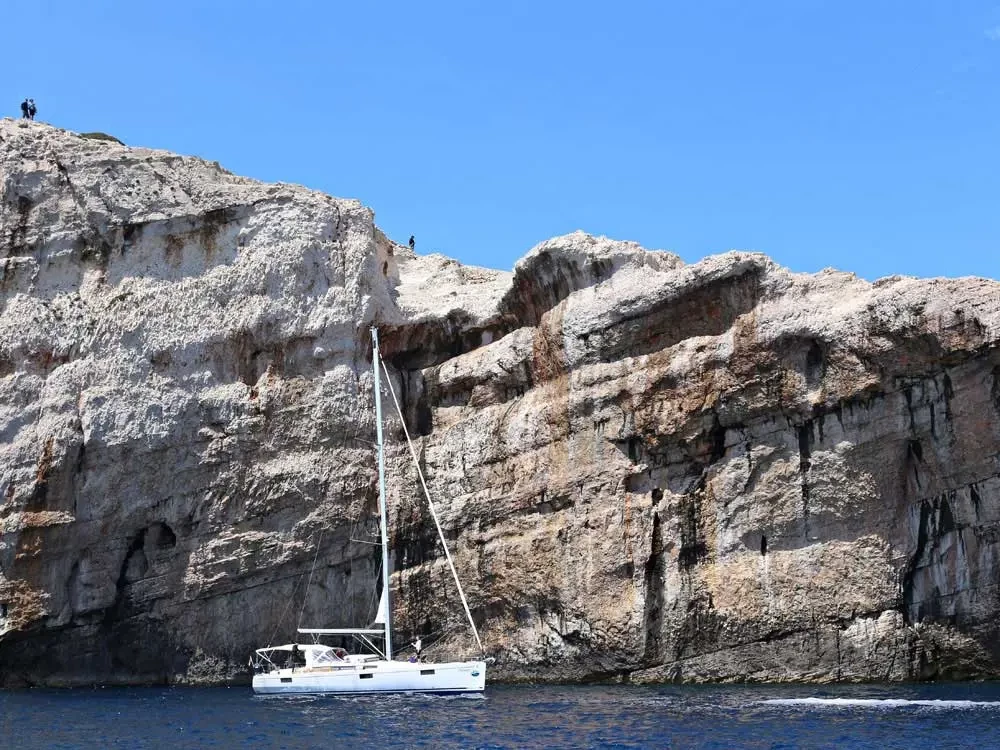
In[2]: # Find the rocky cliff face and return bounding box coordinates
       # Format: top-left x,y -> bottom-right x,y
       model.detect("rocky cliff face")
2,120 -> 999,686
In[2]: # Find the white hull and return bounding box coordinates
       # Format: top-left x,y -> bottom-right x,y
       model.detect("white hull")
253,659 -> 486,695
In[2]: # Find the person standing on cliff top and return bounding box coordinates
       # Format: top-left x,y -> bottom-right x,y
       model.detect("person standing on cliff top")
409,235 -> 415,251
27,100 -> 36,120
20,99 -> 29,118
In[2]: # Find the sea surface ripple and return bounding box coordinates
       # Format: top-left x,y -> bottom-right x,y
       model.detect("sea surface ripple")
3,682 -> 1000,748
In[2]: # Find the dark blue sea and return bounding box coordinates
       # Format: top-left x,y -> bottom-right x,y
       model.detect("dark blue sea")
2,683 -> 999,749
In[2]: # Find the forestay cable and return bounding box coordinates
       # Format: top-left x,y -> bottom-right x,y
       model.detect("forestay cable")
378,357 -> 485,657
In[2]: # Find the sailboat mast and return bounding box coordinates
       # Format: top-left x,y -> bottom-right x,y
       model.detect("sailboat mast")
371,327 -> 393,660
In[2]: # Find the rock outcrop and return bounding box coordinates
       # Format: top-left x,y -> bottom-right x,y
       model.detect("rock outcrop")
2,119 -> 999,686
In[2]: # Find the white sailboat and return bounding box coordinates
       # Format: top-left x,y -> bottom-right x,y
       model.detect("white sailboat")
251,327 -> 486,695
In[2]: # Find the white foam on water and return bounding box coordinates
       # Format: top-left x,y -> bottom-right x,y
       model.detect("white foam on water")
632,696 -> 674,708
762,697 -> 1000,709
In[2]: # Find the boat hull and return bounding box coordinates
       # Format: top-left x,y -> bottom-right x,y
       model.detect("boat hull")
252,660 -> 486,695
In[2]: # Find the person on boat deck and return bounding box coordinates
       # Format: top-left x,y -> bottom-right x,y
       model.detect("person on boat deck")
407,637 -> 423,663
290,643 -> 301,670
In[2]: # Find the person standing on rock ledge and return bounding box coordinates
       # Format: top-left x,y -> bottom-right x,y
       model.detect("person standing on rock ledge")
409,235 -> 415,251
28,99 -> 36,120
20,99 -> 29,119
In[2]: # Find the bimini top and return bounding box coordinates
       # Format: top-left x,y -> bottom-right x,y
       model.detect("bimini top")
255,644 -> 345,668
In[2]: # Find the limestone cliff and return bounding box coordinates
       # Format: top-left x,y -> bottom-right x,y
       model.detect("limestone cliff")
1,119 -> 999,686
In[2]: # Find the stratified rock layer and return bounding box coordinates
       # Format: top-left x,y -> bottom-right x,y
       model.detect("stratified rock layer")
1,120 -> 999,686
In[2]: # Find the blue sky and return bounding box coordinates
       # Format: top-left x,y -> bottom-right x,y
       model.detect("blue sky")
6,1 -> 1000,280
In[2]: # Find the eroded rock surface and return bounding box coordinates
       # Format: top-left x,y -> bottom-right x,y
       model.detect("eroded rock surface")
1,119 -> 999,686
